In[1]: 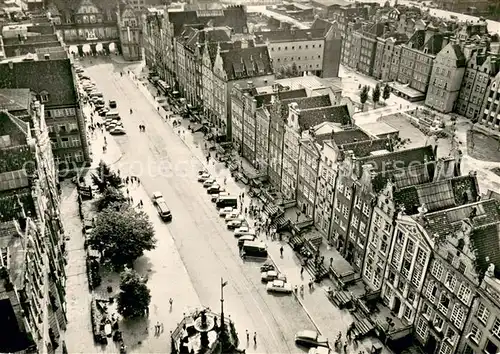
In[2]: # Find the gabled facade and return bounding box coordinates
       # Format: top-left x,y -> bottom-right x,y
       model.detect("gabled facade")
456,49 -> 499,120
425,43 -> 466,113
117,2 -> 142,61
297,135 -> 321,218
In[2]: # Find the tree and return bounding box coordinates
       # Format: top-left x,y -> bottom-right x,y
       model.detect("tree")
89,204 -> 156,267
117,268 -> 151,318
382,84 -> 391,102
91,160 -> 122,193
360,85 -> 369,111
95,187 -> 127,211
290,62 -> 300,77
372,84 -> 381,108
276,66 -> 287,79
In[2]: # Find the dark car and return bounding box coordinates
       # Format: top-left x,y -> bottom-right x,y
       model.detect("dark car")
294,331 -> 329,348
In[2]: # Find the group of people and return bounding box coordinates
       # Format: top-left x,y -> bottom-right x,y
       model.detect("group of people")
245,330 -> 258,346
138,125 -> 146,132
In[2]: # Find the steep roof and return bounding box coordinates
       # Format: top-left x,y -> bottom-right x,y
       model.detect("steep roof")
331,129 -> 370,146
0,59 -> 77,106
2,34 -> 59,46
298,104 -> 351,131
340,138 -> 392,158
422,199 -> 500,238
424,33 -> 448,55
219,46 -> 273,81
254,88 -> 307,108
0,89 -> 30,111
310,17 -> 333,33
470,222 -> 500,275
406,29 -> 426,50
254,28 -> 326,43
281,94 -> 332,119
393,175 -> 479,215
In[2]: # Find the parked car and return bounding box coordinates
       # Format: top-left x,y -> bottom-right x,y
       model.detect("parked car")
266,280 -> 292,294
198,173 -> 211,182
98,107 -> 110,116
227,218 -> 246,230
203,179 -> 216,188
109,100 -> 117,108
308,347 -> 330,354
155,200 -> 172,222
260,263 -> 275,272
211,192 -> 229,203
237,234 -> 256,248
207,184 -> 222,194
261,270 -> 286,283
225,212 -> 241,222
294,331 -> 329,348
234,226 -> 255,238
152,192 -> 163,204
109,127 -> 126,135
219,207 -> 233,217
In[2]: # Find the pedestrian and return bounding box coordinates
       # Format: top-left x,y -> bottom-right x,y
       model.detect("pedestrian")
246,329 -> 249,342
224,177 -> 227,185
253,332 -> 257,345
280,245 -> 284,258
169,298 -> 173,307
344,341 -> 348,353
139,124 -> 142,132
300,266 -> 304,276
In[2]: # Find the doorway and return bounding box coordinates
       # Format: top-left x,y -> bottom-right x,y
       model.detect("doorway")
392,296 -> 401,315
425,335 -> 438,354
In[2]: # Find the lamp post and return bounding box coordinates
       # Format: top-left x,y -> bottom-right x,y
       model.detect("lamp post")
220,278 -> 228,339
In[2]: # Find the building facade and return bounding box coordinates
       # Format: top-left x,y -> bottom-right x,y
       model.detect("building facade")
478,67 -> 500,130
425,43 -> 466,113
297,135 -> 321,218
117,3 -> 142,61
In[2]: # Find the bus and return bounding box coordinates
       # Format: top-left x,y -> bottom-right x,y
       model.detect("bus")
216,195 -> 237,209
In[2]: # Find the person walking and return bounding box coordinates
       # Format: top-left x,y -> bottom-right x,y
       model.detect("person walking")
253,332 -> 257,345
246,329 -> 249,342
169,298 -> 173,308
280,245 -> 284,258
300,266 -> 304,276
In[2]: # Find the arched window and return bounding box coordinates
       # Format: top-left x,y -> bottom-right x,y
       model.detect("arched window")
40,90 -> 49,103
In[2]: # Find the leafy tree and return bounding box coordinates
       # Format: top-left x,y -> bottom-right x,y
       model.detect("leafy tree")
91,160 -> 122,193
276,66 -> 287,79
95,187 -> 127,211
89,204 -> 156,267
382,84 -> 391,101
290,62 -> 300,77
117,269 -> 151,318
360,85 -> 369,111
372,84 -> 381,108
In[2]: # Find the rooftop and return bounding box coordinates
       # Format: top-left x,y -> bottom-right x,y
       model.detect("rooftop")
311,0 -> 351,7
254,28 -> 326,43
219,46 -> 273,81
297,104 -> 351,131
0,89 -> 30,111
0,220 -> 25,288
358,121 -> 399,138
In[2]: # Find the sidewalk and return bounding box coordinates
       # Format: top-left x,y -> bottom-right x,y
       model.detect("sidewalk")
133,71 -> 391,353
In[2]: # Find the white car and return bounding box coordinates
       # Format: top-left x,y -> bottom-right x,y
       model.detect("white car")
203,179 -> 216,188
219,207 -> 233,217
198,173 -> 211,182
225,212 -> 241,222
227,218 -> 245,229
152,192 -> 163,204
261,270 -> 286,282
109,127 -> 126,135
234,226 -> 255,237
266,280 -> 293,294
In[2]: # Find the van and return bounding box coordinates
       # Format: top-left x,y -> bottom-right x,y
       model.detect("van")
105,110 -> 120,119
155,200 -> 172,221
241,241 -> 268,258
216,195 -> 238,209
238,235 -> 256,248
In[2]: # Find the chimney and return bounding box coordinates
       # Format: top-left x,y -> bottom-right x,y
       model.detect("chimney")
44,54 -> 50,60
8,61 -> 13,69
291,27 -> 296,35
306,31 -> 312,39
247,81 -> 253,88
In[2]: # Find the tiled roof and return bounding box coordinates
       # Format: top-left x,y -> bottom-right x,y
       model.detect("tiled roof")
254,29 -> 326,43
393,175 -> 479,215
357,145 -> 435,174
2,34 -> 59,46
219,46 -> 273,81
0,59 -> 77,106
298,104 -> 351,131
406,29 -> 425,50
470,222 -> 500,275
310,18 -> 333,32
422,199 -> 500,240
0,89 -> 30,111
449,44 -> 466,67
424,33 -> 448,55
168,5 -> 247,37
254,88 -> 307,108
50,0 -> 116,12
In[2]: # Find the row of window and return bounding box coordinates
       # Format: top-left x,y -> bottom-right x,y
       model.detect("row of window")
270,43 -> 322,52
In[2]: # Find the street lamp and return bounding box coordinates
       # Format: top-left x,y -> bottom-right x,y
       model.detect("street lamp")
220,277 -> 228,342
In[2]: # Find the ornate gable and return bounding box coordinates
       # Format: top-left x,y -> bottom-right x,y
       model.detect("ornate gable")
76,0 -> 99,14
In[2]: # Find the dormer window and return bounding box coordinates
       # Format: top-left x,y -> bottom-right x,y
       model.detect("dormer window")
40,91 -> 49,103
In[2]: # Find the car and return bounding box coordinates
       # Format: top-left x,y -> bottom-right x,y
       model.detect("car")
152,191 -> 163,204
109,100 -> 117,108
219,207 -> 233,217
225,212 -> 241,222
266,280 -> 293,294
260,263 -> 275,272
308,347 -> 330,354
109,127 -> 126,135
294,330 -> 329,348
75,67 -> 84,73
227,218 -> 246,230
98,107 -> 110,116
261,270 -> 286,283
237,234 -> 256,248
202,179 -> 216,188
198,173 -> 211,182
234,226 -> 255,237
211,192 -> 229,203
207,184 -> 222,194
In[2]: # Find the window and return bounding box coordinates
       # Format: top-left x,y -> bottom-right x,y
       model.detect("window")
383,221 -> 391,234
422,302 -> 433,320
354,195 -> 361,209
362,203 -> 370,216
444,273 -> 457,291
342,205 -> 349,219
485,339 -> 498,354
439,342 -> 452,354
403,306 -> 413,322
40,91 -> 49,102
477,303 -> 490,324
374,213 -> 382,227
432,261 -> 444,280
416,317 -> 428,339
345,187 -> 351,200
492,318 -> 500,338
359,222 -> 366,236
434,314 -> 444,331
337,181 -> 344,193
335,199 -> 341,211
451,303 -> 465,328
457,283 -> 471,304
468,324 -> 482,345
351,215 -> 359,228
438,293 -> 450,315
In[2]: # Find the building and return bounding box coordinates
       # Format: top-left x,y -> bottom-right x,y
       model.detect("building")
397,27 -> 450,94
0,60 -> 90,168
254,17 -> 342,78
414,198 -> 500,354
477,64 -> 500,130
425,43 -> 466,113
435,0 -> 491,14
117,2 -> 143,61
341,21 -> 362,71
331,146 -> 436,271
47,0 -> 120,55
161,5 -> 249,91
372,35 -> 407,81
143,8 -> 165,76
455,49 -> 500,120
0,98 -> 67,354
210,44 -> 274,138
357,22 -> 390,77
459,265 -> 500,354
